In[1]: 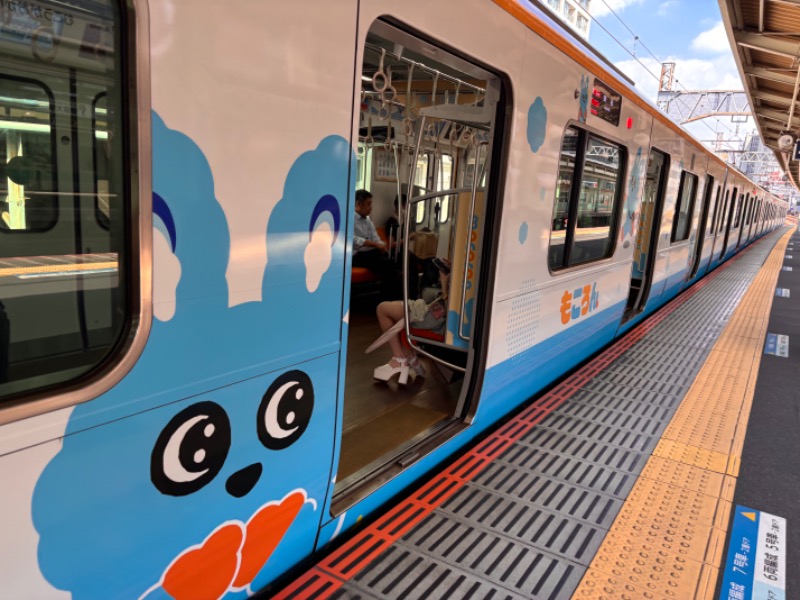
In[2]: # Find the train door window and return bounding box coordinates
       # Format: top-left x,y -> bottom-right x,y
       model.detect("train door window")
0,77 -> 56,231
0,0 -> 133,403
722,187 -> 737,251
356,143 -> 373,191
548,126 -> 624,269
337,20 -> 505,506
689,175 -> 714,279
734,194 -> 743,228
671,171 -> 697,243
709,185 -> 721,235
547,128 -> 577,270
623,148 -> 669,319
717,189 -> 729,234
414,153 -> 430,224
437,154 -> 454,224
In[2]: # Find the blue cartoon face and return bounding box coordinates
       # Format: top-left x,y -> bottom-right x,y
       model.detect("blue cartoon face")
32,114 -> 352,598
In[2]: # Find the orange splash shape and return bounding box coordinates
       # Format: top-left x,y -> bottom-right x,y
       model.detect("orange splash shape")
232,491 -> 305,588
162,523 -> 244,600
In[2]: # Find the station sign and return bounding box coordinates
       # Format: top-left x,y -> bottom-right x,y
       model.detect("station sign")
764,333 -> 789,358
720,506 -> 786,600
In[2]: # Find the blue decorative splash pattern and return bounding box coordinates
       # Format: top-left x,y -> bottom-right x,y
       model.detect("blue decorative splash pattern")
33,112 -> 353,599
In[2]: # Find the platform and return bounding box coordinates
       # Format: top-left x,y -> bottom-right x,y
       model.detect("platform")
275,227 -> 793,600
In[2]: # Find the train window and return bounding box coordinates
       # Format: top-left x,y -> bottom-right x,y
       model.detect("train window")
356,143 -> 373,191
0,77 -> 56,231
672,171 -> 697,242
0,0 -> 132,402
716,189 -> 729,234
437,154 -> 454,223
548,126 -> 624,269
548,127 -> 578,270
414,153 -> 429,224
93,94 -> 111,228
709,185 -> 721,235
734,194 -> 743,228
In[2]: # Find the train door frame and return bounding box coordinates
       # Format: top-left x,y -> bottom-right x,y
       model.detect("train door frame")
721,186 -> 738,257
735,193 -> 750,250
331,17 -> 513,513
622,146 -> 669,322
688,175 -> 715,280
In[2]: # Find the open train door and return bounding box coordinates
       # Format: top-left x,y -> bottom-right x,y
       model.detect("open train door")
332,18 -> 507,510
622,148 -> 669,321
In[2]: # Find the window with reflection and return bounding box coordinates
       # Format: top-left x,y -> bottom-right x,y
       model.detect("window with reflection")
549,127 -> 624,270
437,154 -> 453,223
672,171 -> 697,242
0,0 -> 131,402
547,127 -> 577,270
571,134 -> 622,265
0,77 -> 56,231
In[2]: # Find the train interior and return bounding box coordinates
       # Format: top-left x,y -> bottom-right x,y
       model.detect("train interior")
0,14 -> 125,399
334,22 -> 501,504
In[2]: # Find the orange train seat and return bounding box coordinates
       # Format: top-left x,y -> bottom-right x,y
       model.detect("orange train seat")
351,226 -> 389,285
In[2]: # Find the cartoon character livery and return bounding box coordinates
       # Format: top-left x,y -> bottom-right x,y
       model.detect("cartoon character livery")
32,113 -> 352,599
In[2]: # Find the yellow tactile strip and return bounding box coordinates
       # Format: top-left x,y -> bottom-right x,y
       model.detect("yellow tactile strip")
0,261 -> 118,277
573,230 -> 792,600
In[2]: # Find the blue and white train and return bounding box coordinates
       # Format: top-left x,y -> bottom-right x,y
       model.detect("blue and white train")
0,0 -> 787,598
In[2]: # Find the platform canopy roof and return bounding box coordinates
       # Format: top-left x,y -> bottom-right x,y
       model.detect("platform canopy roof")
720,0 -> 800,191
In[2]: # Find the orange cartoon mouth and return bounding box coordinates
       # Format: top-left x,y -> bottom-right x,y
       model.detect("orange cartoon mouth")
141,490 -> 309,600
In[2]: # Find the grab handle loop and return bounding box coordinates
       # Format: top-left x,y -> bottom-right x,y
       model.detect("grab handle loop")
372,49 -> 388,93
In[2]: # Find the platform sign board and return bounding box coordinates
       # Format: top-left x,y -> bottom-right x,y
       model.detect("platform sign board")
720,506 -> 786,600
775,288 -> 790,298
764,333 -> 789,357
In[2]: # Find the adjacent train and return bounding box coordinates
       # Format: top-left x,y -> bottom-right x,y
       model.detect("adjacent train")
0,0 -> 787,598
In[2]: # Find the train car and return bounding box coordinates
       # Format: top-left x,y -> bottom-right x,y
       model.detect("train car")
0,0 -> 788,598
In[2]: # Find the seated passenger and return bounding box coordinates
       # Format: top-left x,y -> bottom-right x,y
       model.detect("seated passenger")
372,258 -> 451,385
353,189 -> 398,300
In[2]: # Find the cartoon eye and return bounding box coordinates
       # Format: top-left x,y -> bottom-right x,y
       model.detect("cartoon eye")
257,370 -> 314,450
151,401 -> 231,496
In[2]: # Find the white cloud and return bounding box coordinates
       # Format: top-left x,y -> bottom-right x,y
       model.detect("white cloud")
304,221 -> 334,293
590,0 -> 644,18
657,0 -> 679,16
691,22 -> 730,54
613,54 -> 742,102
153,227 -> 181,322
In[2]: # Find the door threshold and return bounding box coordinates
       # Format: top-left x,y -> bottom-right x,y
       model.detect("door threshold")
331,417 -> 467,515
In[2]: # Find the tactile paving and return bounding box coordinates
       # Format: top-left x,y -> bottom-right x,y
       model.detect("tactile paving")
277,229 -> 790,600
574,229 -> 791,600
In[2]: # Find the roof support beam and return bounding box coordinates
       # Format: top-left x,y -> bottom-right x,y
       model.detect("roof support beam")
759,0 -> 765,32
760,106 -> 800,127
744,66 -> 799,86
751,89 -> 794,105
734,30 -> 799,58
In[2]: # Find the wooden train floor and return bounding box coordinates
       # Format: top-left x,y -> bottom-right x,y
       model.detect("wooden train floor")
276,228 -> 791,600
338,307 -> 460,485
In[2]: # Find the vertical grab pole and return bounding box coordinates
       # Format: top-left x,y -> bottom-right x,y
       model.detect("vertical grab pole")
403,116 -> 426,323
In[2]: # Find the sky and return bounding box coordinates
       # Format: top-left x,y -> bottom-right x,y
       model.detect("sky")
587,0 -> 753,148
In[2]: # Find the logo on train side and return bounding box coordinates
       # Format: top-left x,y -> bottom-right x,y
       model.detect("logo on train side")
560,282 -> 599,325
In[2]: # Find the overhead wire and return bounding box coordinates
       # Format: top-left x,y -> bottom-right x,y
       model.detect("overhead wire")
592,0 -> 737,140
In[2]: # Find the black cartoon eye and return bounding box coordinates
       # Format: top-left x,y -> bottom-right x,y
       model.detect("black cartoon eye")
151,401 -> 231,496
257,370 -> 314,450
